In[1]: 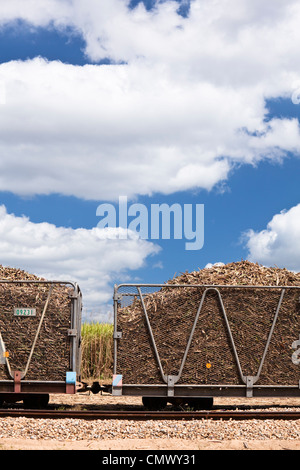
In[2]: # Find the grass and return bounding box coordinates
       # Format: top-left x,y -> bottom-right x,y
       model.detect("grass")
80,322 -> 113,382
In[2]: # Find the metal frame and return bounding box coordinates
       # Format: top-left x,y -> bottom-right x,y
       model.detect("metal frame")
113,283 -> 300,398
0,280 -> 82,395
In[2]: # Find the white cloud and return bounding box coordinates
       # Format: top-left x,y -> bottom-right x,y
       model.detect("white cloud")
245,204 -> 300,272
0,1 -> 300,200
0,205 -> 160,320
205,262 -> 225,269
0,57 -> 299,201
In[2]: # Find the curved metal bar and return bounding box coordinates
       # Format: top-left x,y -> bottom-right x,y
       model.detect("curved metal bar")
253,288 -> 286,384
22,285 -> 54,379
0,332 -> 12,378
137,287 -> 167,382
137,286 -> 245,385
116,283 -> 300,290
0,279 -> 76,286
176,287 -> 244,383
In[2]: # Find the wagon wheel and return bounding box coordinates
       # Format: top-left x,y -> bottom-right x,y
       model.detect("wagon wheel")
23,393 -> 49,409
142,396 -> 167,410
186,397 -> 214,410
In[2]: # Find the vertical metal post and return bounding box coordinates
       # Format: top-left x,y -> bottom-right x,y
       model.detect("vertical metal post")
70,285 -> 78,374
76,285 -> 83,378
14,371 -> 21,393
113,285 -> 119,376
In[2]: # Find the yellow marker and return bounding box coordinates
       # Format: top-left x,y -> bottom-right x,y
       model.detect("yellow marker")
206,362 -> 211,369
3,351 -> 9,358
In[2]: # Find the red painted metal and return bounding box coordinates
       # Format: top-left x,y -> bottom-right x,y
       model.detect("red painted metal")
66,384 -> 76,394
14,371 -> 21,393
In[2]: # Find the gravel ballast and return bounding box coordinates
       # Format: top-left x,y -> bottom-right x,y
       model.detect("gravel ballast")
0,416 -> 300,441
1,394 -> 300,449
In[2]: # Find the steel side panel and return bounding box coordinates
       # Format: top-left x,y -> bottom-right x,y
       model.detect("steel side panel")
120,384 -> 300,398
114,284 -> 300,394
0,281 -> 82,387
0,381 -> 73,394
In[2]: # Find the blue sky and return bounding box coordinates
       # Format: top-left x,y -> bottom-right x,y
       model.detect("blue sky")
0,0 -> 300,321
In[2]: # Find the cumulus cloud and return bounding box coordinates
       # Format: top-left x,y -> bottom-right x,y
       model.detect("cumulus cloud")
204,262 -> 225,269
0,56 -> 299,201
0,205 -> 160,320
245,204 -> 300,272
0,2 -> 299,200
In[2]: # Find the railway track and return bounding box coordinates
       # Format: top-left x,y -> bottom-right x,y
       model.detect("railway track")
0,408 -> 300,420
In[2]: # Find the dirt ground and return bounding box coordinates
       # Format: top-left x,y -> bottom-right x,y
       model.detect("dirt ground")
1,437 -> 300,450
1,393 -> 300,450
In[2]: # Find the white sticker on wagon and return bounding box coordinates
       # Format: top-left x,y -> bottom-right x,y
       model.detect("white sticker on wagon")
14,308 -> 36,316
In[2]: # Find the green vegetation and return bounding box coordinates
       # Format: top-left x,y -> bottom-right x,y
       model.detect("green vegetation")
80,322 -> 113,381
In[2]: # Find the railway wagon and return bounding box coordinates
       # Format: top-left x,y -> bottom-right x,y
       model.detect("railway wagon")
110,282 -> 300,410
0,279 -> 82,408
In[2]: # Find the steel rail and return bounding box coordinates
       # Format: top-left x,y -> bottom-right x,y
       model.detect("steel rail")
0,408 -> 300,420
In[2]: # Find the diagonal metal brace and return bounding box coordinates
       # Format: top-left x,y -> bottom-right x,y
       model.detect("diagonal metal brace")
22,285 -> 54,379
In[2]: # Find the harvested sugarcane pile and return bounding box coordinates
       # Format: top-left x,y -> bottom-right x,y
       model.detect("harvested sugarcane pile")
117,261 -> 300,386
0,265 -> 73,381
